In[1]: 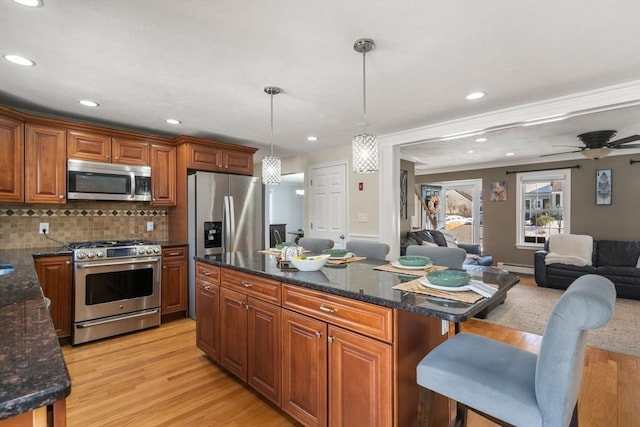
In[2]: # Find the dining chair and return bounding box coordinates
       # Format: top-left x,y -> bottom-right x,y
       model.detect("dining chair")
416,274 -> 616,427
298,237 -> 334,254
406,245 -> 466,269
346,240 -> 390,261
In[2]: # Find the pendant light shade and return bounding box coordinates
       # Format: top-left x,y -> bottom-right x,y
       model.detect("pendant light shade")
352,38 -> 378,174
262,86 -> 281,185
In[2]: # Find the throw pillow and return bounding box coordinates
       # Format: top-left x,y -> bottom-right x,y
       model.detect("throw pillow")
428,230 -> 448,247
421,241 -> 438,247
439,229 -> 459,248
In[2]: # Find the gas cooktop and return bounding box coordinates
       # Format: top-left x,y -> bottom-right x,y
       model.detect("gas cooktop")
67,239 -> 157,249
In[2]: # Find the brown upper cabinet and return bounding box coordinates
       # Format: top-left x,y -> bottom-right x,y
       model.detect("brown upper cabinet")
25,123 -> 67,203
0,113 -> 25,203
175,136 -> 257,176
68,130 -> 150,166
150,144 -> 176,206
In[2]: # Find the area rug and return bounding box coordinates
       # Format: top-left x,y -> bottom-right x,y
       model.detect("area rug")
479,283 -> 640,358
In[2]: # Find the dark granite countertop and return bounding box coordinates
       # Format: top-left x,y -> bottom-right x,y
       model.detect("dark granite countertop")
157,241 -> 188,248
0,248 -> 71,421
196,251 -> 519,322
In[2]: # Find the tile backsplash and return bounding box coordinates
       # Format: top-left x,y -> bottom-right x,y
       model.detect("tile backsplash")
0,202 -> 168,250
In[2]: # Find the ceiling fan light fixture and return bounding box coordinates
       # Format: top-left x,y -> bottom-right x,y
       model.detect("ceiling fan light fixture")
262,86 -> 282,185
352,38 -> 378,174
581,147 -> 613,160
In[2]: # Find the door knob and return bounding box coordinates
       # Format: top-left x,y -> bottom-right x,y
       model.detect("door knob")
339,234 -> 344,240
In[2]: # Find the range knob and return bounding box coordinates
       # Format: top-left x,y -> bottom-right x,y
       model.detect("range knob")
96,251 -> 105,258
146,248 -> 154,254
76,252 -> 86,260
131,248 -> 138,255
153,247 -> 160,254
86,252 -> 95,259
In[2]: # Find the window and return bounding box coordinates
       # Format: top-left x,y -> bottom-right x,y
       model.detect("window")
516,169 -> 571,249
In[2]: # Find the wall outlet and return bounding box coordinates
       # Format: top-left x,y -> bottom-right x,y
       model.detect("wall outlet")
39,223 -> 49,234
146,221 -> 154,232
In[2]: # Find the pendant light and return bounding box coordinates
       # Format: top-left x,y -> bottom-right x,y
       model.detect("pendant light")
352,38 -> 378,174
262,86 -> 281,185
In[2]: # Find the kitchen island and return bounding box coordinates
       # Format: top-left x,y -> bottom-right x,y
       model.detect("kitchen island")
194,251 -> 518,426
0,249 -> 71,426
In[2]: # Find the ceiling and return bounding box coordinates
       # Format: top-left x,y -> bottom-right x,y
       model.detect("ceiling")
1,0 -> 640,171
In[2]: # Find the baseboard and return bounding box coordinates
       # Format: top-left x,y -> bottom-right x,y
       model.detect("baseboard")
497,262 -> 534,275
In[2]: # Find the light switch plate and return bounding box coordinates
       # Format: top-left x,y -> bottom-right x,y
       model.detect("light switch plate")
146,221 -> 154,231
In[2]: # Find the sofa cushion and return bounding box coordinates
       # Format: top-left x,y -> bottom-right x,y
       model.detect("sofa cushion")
547,263 -> 598,277
597,266 -> 640,278
597,240 -> 640,267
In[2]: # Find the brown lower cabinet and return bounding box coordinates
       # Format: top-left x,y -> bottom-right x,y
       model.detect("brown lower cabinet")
194,262 -> 450,426
33,255 -> 72,340
161,246 -> 188,317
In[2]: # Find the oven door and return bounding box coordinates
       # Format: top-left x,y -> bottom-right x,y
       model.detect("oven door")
74,256 -> 161,322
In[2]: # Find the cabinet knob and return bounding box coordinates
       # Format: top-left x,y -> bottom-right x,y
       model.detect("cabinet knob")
241,281 -> 252,288
201,284 -> 210,290
59,195 -> 64,199
65,260 -> 71,265
201,270 -> 211,276
115,156 -> 119,160
315,332 -> 322,339
163,266 -> 166,269
327,336 -> 335,343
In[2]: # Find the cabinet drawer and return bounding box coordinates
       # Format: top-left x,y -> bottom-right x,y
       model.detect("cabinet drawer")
282,284 -> 392,343
195,262 -> 220,283
162,246 -> 186,260
222,269 -> 281,305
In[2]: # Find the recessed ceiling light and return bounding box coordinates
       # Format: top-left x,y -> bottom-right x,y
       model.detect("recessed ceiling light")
13,0 -> 44,7
307,136 -> 318,142
4,54 -> 35,66
505,152 -> 515,156
467,150 -> 474,154
78,100 -> 99,107
165,119 -> 181,125
465,91 -> 485,101
475,137 -> 488,142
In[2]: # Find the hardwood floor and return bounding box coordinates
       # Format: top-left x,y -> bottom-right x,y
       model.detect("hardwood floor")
62,278 -> 639,426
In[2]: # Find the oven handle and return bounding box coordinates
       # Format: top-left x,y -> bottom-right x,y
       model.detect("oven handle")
76,308 -> 160,328
129,171 -> 136,200
76,257 -> 160,268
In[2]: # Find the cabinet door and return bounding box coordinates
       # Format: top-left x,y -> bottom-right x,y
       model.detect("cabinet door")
34,256 -> 72,339
112,137 -> 149,166
25,124 -> 66,203
195,277 -> 220,362
67,129 -> 111,162
223,149 -> 253,175
0,115 -> 24,203
187,143 -> 223,171
150,144 -> 176,206
328,325 -> 392,427
247,297 -> 281,406
220,287 -> 248,380
161,247 -> 187,315
282,309 -> 327,427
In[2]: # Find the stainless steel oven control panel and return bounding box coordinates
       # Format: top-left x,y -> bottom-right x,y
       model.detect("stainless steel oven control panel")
74,245 -> 161,261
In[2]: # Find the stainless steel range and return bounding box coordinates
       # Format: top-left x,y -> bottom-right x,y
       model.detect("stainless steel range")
70,239 -> 161,345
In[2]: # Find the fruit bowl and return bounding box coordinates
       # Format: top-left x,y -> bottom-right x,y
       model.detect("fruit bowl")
425,270 -> 471,287
323,248 -> 348,258
289,254 -> 331,271
397,255 -> 431,267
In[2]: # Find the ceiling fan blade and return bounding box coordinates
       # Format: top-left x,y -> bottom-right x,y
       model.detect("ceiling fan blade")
609,134 -> 640,147
612,143 -> 640,150
540,149 -> 584,158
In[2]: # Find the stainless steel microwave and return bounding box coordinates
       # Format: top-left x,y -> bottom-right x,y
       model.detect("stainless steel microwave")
67,159 -> 152,201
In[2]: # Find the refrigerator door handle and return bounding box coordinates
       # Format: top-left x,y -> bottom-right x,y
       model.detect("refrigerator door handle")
223,196 -> 231,252
228,195 -> 236,251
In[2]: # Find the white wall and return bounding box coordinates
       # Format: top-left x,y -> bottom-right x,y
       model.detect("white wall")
266,183 -> 304,242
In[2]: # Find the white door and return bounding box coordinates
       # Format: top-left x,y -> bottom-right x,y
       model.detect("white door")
309,162 -> 347,248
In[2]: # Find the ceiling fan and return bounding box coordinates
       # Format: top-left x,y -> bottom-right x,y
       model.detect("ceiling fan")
541,130 -> 640,159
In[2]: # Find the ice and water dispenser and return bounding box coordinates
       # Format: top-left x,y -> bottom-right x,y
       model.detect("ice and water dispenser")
204,221 -> 222,249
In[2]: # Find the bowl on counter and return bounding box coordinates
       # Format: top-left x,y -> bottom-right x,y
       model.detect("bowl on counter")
425,270 -> 471,287
289,254 -> 331,271
0,264 -> 15,276
397,255 -> 431,267
322,248 -> 348,258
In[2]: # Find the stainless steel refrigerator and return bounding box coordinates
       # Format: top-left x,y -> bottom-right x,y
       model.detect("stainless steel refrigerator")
187,171 -> 263,318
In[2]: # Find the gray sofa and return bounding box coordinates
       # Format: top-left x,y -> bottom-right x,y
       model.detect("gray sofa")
401,229 -> 493,267
535,239 -> 640,300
